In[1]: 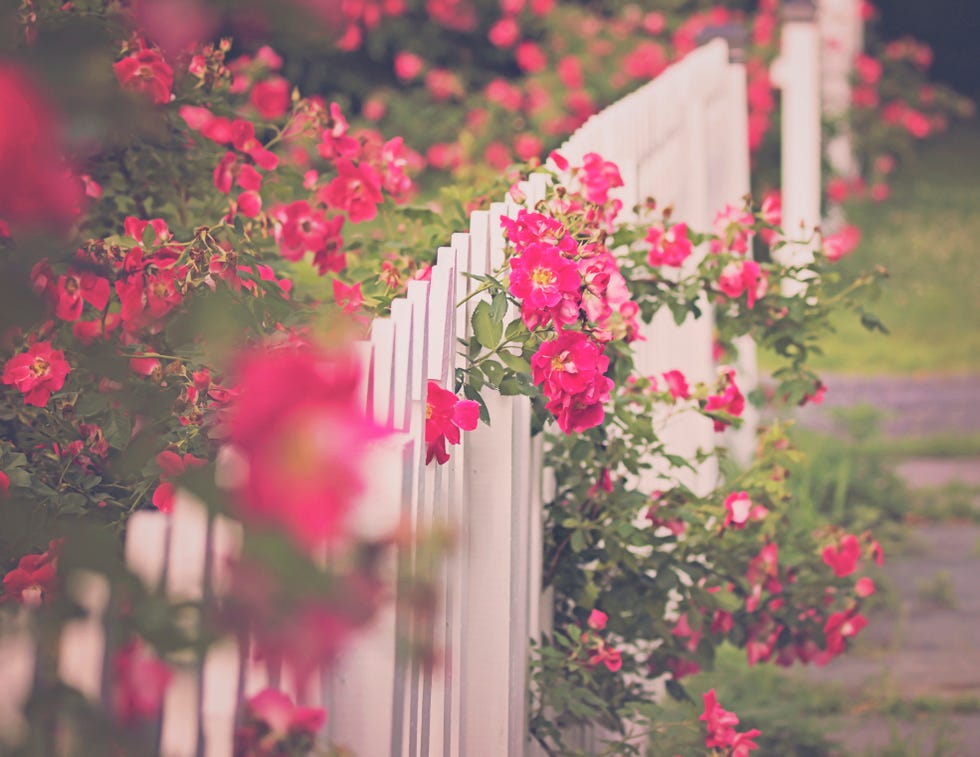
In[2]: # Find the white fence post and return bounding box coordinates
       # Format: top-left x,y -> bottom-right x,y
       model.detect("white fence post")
776,0 -> 822,281
699,25 -> 759,467
819,0 -> 863,179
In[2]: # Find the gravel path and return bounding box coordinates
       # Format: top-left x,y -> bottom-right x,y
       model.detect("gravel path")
786,373 -> 980,755
790,373 -> 980,438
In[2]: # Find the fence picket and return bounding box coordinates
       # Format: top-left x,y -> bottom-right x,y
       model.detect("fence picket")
326,435 -> 414,757
0,611 -> 34,745
391,298 -> 415,433
371,318 -> 396,428
57,571 -> 110,701
201,640 -> 240,757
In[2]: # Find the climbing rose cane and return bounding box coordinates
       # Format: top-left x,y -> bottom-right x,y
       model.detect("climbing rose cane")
700,689 -> 761,755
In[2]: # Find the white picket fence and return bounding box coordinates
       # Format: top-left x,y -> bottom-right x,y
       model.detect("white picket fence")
0,3 -> 864,753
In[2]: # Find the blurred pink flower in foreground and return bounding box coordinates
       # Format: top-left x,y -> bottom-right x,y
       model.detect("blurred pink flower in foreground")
0,64 -> 81,230
235,687 -> 325,756
224,340 -> 382,549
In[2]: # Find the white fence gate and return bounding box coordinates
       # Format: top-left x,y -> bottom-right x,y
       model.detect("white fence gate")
0,6 -> 856,752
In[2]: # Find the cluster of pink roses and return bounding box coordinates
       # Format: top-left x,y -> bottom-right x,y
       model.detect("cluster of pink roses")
384,0 -> 787,171
700,689 -> 761,756
500,154 -> 646,434
643,492 -> 883,682
581,608 -> 622,673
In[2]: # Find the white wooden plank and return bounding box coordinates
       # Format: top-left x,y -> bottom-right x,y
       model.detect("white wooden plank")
371,318 -> 396,428
327,435 -> 414,757
507,398 -> 533,754
125,511 -> 169,590
160,670 -> 200,757
202,640 -> 240,757
526,172 -> 548,208
242,641 -> 269,697
208,515 -> 243,598
353,340 -> 373,414
451,233 -> 472,353
391,298 -> 414,433
407,281 -> 430,403
460,390 -> 523,755
425,258 -> 453,384
467,211 -> 490,279
57,571 -> 110,701
167,493 -> 209,601
487,203 -> 509,271
779,13 -> 822,273
0,610 -> 34,744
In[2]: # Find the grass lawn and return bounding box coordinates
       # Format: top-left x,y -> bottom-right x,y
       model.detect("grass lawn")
766,118 -> 980,376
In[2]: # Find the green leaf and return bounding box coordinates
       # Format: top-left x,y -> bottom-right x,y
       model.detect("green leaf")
490,292 -> 508,321
859,310 -> 890,334
462,383 -> 490,424
104,411 -> 133,450
59,492 -> 88,514
498,376 -> 525,396
504,318 -> 526,341
570,530 -> 586,553
482,359 -> 505,386
665,678 -> 691,703
6,468 -> 31,488
664,454 -> 695,472
141,224 -> 157,249
399,206 -> 441,224
499,350 -> 531,374
471,300 -> 502,350
74,392 -> 109,418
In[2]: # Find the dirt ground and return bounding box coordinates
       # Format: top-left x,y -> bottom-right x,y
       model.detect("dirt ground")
790,374 -> 980,756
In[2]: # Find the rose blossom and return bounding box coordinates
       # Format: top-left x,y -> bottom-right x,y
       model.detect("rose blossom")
425,380 -> 479,465
704,368 -> 745,431
646,222 -> 692,267
112,638 -> 172,724
2,539 -> 61,606
723,491 -> 768,529
234,688 -> 325,755
113,43 -> 174,105
508,241 -> 581,329
3,340 -> 71,407
531,331 -> 613,433
223,340 -> 383,549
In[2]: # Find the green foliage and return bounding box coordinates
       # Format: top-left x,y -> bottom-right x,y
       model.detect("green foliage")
783,411 -> 911,535
796,122 -> 980,375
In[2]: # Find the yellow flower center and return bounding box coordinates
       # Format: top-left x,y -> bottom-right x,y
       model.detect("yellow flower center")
30,357 -> 49,377
531,267 -> 556,287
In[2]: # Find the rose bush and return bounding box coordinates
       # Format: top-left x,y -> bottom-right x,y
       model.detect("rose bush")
428,153 -> 885,754
0,3 -> 440,753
